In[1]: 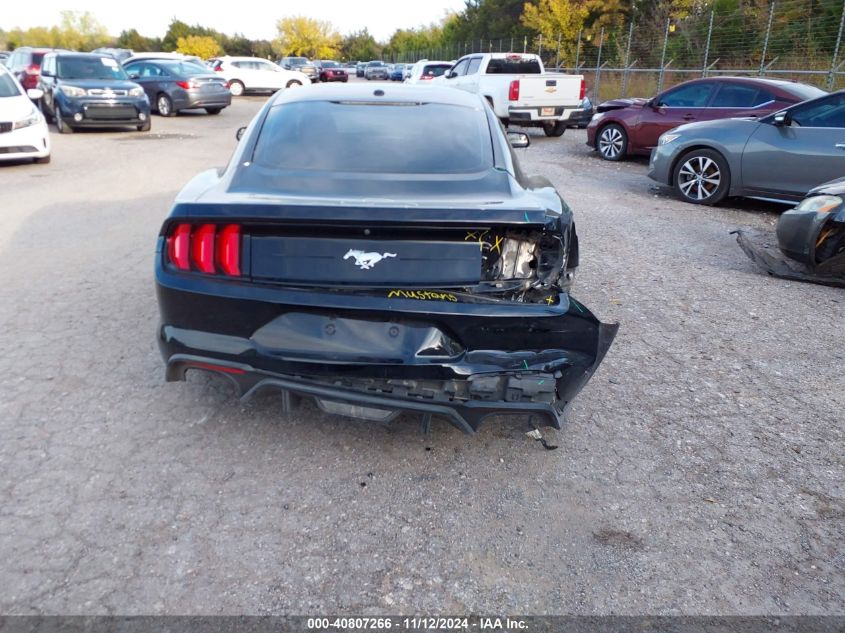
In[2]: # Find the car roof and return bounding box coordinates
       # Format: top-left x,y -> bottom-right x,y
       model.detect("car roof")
270,84 -> 483,109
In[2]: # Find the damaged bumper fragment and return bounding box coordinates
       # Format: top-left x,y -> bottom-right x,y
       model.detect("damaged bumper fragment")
157,265 -> 617,433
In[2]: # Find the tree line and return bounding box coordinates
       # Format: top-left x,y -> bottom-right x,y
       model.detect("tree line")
2,0 -> 843,68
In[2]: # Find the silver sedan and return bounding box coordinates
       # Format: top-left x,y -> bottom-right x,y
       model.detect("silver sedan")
648,89 -> 845,205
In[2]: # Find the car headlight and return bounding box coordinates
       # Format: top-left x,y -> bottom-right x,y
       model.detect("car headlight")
60,85 -> 86,98
659,133 -> 681,145
590,112 -> 604,123
794,194 -> 843,214
14,107 -> 42,130
129,86 -> 144,97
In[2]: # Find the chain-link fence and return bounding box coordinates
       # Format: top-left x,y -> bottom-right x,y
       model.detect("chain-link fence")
390,0 -> 845,102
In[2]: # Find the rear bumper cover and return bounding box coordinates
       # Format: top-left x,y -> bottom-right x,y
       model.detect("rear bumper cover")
156,266 -> 618,433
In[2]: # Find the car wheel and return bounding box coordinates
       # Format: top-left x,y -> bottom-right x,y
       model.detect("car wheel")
56,115 -> 73,134
34,154 -> 51,164
137,119 -> 151,132
156,94 -> 175,117
205,107 -> 223,115
672,149 -> 730,205
39,99 -> 53,123
543,121 -> 567,137
286,80 -> 302,89
228,80 -> 245,97
597,123 -> 627,161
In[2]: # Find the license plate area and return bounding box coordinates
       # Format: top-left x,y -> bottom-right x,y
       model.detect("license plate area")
541,107 -> 555,117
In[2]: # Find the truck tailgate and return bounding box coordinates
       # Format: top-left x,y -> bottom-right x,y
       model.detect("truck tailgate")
517,74 -> 583,107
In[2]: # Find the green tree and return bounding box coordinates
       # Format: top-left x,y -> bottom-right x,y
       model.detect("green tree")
341,28 -> 382,61
56,10 -> 110,50
176,35 -> 222,59
272,16 -> 341,59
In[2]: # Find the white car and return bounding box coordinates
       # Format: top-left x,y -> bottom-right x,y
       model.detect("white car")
123,52 -> 204,66
209,56 -> 310,96
405,60 -> 453,85
0,65 -> 50,164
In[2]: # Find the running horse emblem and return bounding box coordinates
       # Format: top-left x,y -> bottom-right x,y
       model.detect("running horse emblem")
343,249 -> 398,270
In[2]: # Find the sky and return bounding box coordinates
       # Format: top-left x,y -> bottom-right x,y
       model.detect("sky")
1,0 -> 468,41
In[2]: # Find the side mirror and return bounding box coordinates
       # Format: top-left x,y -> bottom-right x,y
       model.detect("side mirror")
128,73 -> 139,79
236,126 -> 246,141
445,70 -> 456,79
773,111 -> 791,126
26,88 -> 44,100
507,132 -> 530,149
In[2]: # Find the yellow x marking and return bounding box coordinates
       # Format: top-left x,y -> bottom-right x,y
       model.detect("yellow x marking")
491,235 -> 504,253
546,295 -> 556,305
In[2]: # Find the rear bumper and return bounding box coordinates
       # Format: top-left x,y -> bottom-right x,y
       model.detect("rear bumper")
179,90 -> 232,110
156,265 -> 618,434
508,106 -> 580,124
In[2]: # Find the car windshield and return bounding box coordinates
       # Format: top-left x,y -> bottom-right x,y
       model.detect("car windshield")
321,61 -> 339,68
58,57 -> 128,81
0,73 -> 22,98
254,101 -> 492,174
368,61 -> 385,67
158,61 -> 210,75
289,58 -> 309,66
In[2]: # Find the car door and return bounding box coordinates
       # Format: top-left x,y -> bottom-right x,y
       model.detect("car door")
255,61 -> 285,89
459,56 -> 483,92
124,62 -> 158,103
634,81 -> 717,151
231,61 -> 256,89
38,55 -> 59,116
741,92 -> 845,198
443,58 -> 470,90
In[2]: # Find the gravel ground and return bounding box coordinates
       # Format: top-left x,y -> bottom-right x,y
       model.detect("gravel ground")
0,91 -> 843,616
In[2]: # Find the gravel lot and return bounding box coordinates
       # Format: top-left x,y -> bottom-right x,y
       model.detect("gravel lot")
0,86 -> 843,616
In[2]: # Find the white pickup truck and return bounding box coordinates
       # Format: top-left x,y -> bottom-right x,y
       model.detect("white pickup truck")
434,53 -> 585,137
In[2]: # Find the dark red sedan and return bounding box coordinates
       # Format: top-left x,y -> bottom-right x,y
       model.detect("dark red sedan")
317,61 -> 348,83
586,76 -> 825,161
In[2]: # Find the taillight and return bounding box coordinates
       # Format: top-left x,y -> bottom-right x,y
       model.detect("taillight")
167,223 -> 191,271
216,225 -> 241,276
509,79 -> 520,101
191,224 -> 216,273
421,75 -> 433,80
214,66 -> 223,72
579,78 -> 586,100
176,80 -> 192,90
166,223 -> 241,276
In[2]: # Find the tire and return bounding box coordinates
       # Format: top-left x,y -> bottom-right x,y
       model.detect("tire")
596,123 -> 627,161
205,107 -> 223,115
672,149 -> 730,206
156,93 -> 175,117
137,119 -> 151,132
543,121 -> 567,137
34,154 -> 51,164
228,80 -> 245,97
56,115 -> 73,134
39,98 -> 54,123
286,80 -> 302,89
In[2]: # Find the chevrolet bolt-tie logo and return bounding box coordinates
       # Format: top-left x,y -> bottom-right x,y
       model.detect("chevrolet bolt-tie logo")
343,249 -> 397,270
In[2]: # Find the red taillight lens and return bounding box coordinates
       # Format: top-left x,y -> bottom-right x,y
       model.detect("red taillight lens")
214,66 -> 222,71
580,78 -> 586,100
421,75 -> 433,80
191,224 -> 217,273
167,223 -> 192,271
166,223 -> 241,276
509,79 -> 520,101
176,80 -> 191,90
216,225 -> 241,276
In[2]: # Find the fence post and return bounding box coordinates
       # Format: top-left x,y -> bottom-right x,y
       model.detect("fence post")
829,0 -> 845,89
574,29 -> 582,71
538,34 -> 543,58
523,36 -> 528,53
658,18 -> 670,92
702,10 -> 714,77
510,37 -> 514,52
759,2 -> 775,76
594,28 -> 605,102
621,21 -> 634,97
555,33 -> 562,70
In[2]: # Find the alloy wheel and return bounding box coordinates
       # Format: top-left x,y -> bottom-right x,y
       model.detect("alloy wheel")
157,95 -> 172,116
598,126 -> 624,159
677,156 -> 721,202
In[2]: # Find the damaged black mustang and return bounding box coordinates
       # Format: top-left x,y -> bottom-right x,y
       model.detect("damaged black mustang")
155,84 -> 617,434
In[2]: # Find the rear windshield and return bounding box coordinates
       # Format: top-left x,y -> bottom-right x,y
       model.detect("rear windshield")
783,83 -> 828,102
254,101 -> 492,174
32,52 -> 46,65
486,57 -> 542,74
0,73 -> 22,98
422,64 -> 451,78
289,58 -> 308,65
321,61 -> 340,68
58,57 -> 128,80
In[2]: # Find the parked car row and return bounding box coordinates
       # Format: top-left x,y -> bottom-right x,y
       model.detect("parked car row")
584,75 -> 841,207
